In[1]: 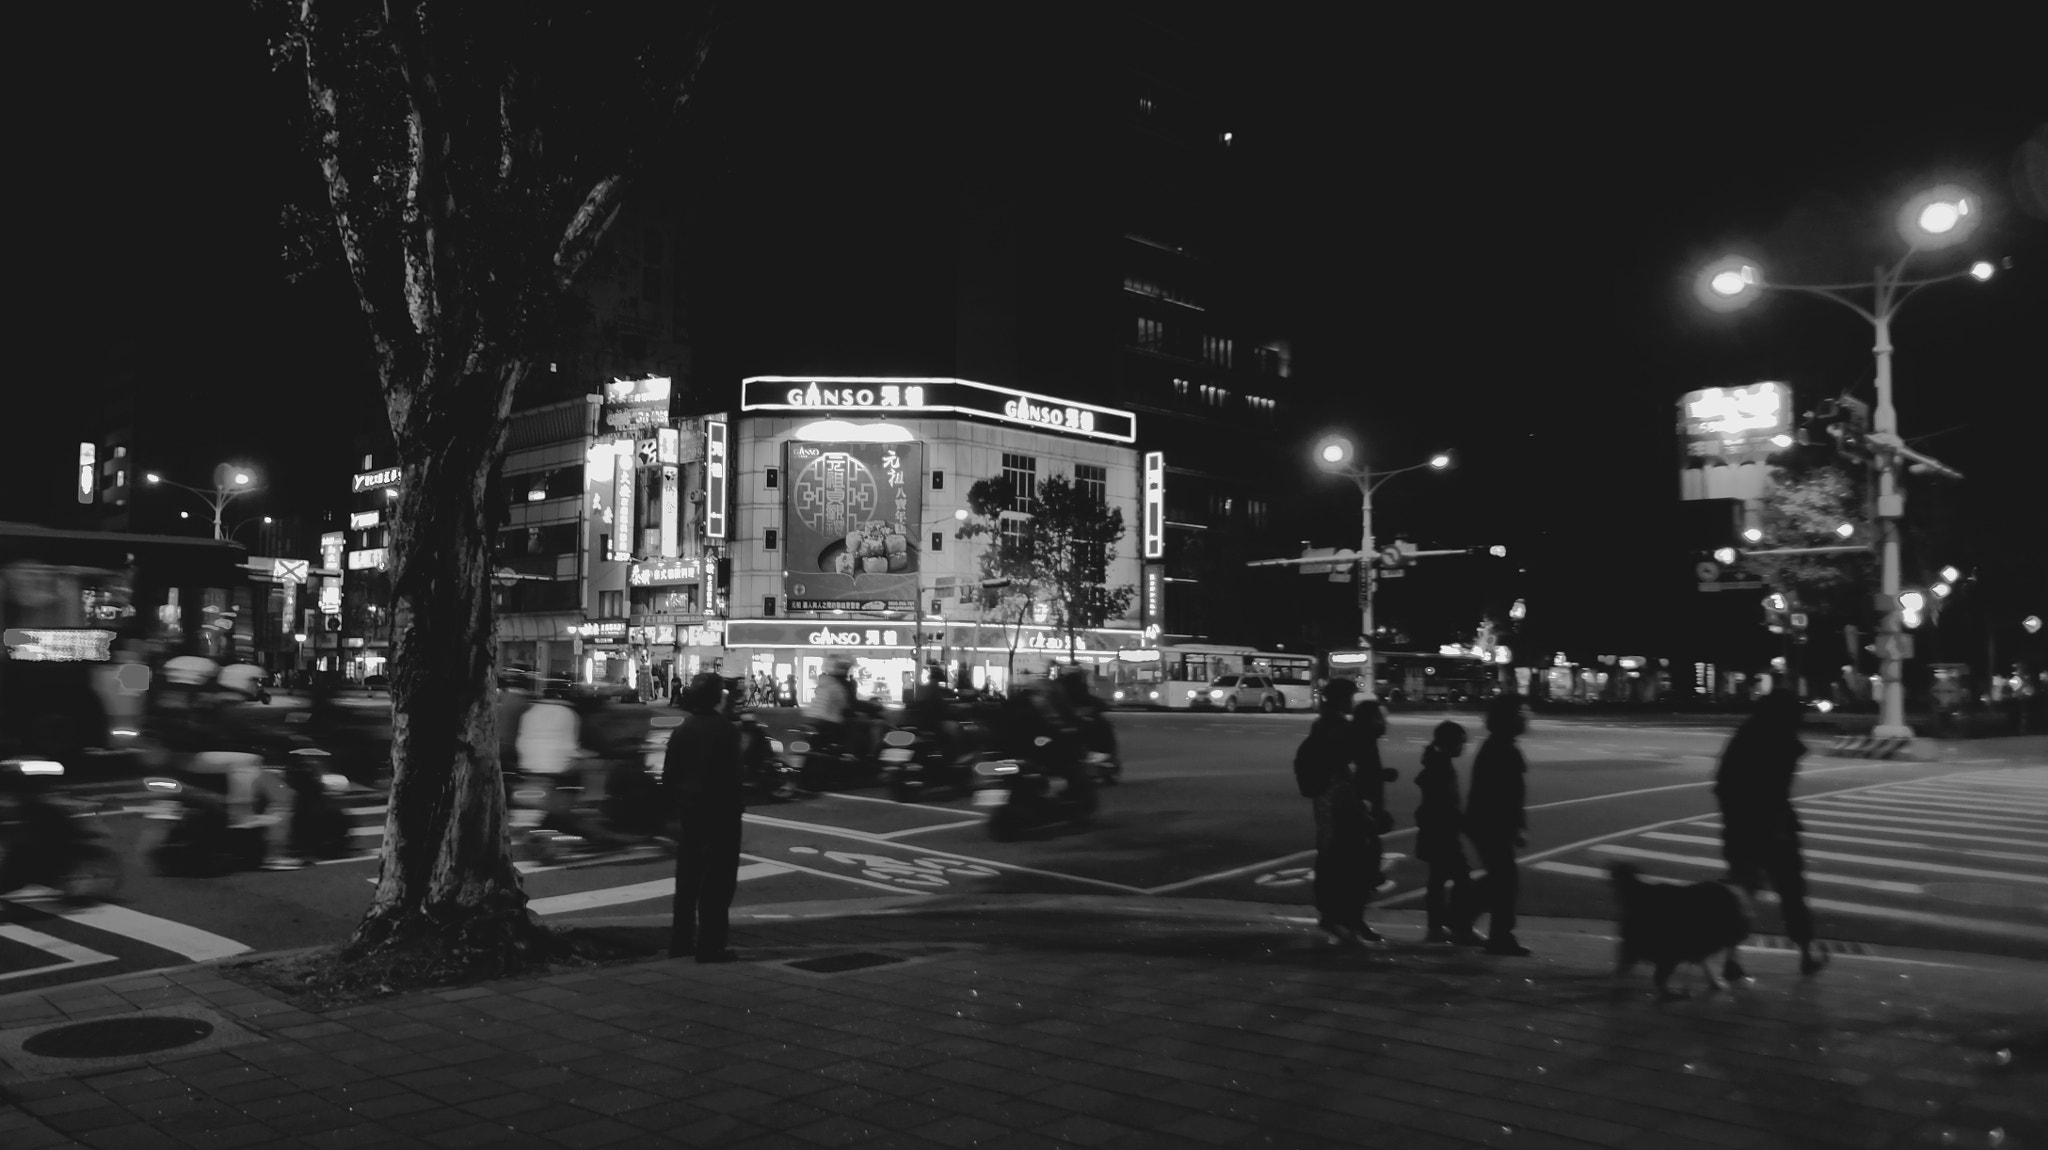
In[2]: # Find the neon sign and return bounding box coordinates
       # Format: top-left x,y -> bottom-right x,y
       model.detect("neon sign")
1142,452 -> 1164,559
705,419 -> 728,539
351,467 -> 401,493
630,558 -> 701,585
807,628 -> 902,647
741,376 -> 1136,444
4,628 -> 115,663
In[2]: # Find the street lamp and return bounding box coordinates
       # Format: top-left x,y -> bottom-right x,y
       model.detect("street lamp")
1696,185 -> 1992,739
146,464 -> 264,541
914,508 -> 972,662
1312,434 -> 1455,650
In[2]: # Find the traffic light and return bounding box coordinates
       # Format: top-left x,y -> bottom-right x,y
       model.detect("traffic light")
1762,591 -> 1790,633
1898,590 -> 1926,629
1797,395 -> 1872,460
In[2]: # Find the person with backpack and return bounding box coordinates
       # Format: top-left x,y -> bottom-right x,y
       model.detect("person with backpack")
1294,678 -> 1378,944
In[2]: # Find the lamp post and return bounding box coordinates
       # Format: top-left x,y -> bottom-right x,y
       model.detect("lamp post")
145,464 -> 262,541
1313,434 -> 1453,652
915,508 -> 972,665
1699,185 -> 1991,739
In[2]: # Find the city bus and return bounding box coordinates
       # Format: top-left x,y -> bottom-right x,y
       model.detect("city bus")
1323,647 -> 1500,708
1108,642 -> 1255,709
1,522 -> 252,765
1248,651 -> 1317,710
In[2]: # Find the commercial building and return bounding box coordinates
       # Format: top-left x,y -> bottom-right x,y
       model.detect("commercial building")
716,376 -> 1146,704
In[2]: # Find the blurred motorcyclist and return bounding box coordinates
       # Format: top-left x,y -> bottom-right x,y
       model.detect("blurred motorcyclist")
804,657 -> 883,760
515,684 -> 587,831
1003,671 -> 1094,804
904,665 -> 961,753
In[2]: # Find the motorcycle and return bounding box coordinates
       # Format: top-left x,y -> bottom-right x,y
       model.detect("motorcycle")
736,708 -> 802,801
509,752 -> 672,864
882,724 -> 980,803
787,720 -> 882,791
0,757 -> 125,902
974,734 -> 1100,840
146,746 -> 353,874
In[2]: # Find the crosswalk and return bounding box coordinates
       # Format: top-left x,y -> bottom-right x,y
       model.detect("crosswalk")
1533,767 -> 2048,951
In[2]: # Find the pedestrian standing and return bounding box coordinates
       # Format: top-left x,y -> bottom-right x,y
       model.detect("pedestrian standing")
1348,697 -> 1398,932
1414,720 -> 1485,945
1293,678 -> 1377,945
1464,692 -> 1531,956
663,672 -> 744,963
1715,688 -> 1826,975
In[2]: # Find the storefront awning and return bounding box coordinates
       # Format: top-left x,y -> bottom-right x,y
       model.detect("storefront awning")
497,612 -> 580,642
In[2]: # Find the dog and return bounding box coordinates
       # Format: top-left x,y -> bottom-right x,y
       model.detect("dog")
1609,862 -> 1751,1000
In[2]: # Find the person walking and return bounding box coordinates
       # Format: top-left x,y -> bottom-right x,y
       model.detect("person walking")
1464,692 -> 1531,956
1348,697 -> 1398,908
1293,678 -> 1377,945
1715,688 -> 1826,975
663,673 -> 745,963
1414,720 -> 1485,945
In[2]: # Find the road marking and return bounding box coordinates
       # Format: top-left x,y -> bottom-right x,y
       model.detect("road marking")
1588,844 -> 1924,894
1145,825 -> 1419,896
874,820 -> 986,839
1802,799 -> 2048,829
1518,762 -> 1875,816
1759,817 -> 2048,848
1792,805 -> 2048,836
742,811 -> 1147,893
58,904 -> 251,962
1799,896 -> 2048,945
0,924 -> 119,983
737,851 -> 933,896
526,862 -> 789,916
1688,824 -> 2048,863
1835,791 -> 2048,815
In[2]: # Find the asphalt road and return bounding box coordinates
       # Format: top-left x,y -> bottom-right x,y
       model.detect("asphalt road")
5,710 -> 2043,996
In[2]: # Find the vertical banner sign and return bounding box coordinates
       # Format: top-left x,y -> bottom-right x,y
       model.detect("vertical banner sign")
660,466 -> 680,558
77,443 -> 96,504
704,419 -> 728,539
782,440 -> 924,611
1142,451 -> 1164,559
1142,563 -> 1164,631
656,426 -> 680,465
612,441 -> 636,561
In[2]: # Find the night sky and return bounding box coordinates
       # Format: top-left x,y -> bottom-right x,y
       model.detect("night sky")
12,7 -> 2045,659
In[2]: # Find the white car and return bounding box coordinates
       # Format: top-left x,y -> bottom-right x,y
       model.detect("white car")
1200,674 -> 1287,713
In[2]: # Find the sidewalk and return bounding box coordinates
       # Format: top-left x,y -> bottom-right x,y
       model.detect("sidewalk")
3,897 -> 2041,1149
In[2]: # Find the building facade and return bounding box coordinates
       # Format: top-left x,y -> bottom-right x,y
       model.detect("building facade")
717,376 -> 1145,704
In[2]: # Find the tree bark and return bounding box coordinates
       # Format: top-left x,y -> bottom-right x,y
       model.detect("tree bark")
347,361 -> 542,967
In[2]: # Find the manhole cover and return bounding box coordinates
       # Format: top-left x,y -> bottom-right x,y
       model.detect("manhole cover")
23,1016 -> 216,1059
785,952 -> 907,974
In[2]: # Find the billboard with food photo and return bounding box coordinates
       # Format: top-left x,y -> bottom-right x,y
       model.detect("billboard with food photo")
783,440 -> 924,611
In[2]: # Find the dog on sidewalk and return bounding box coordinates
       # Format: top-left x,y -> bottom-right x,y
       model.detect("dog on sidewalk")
1609,862 -> 1751,1000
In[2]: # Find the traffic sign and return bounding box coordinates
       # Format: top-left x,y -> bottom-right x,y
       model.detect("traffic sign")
1875,633 -> 1914,661
272,558 -> 309,585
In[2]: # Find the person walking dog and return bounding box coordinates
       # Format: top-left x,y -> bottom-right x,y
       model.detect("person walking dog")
664,673 -> 744,963
1715,688 -> 1827,975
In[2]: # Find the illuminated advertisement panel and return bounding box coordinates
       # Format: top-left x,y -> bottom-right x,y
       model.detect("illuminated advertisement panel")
783,440 -> 923,612
611,446 -> 636,561
1142,451 -> 1164,559
660,466 -> 679,558
1678,381 -> 1789,501
601,375 -> 671,434
740,376 -> 1137,444
704,419 -> 728,539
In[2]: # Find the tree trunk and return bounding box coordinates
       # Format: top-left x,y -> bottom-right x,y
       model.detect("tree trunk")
347,366 -> 544,971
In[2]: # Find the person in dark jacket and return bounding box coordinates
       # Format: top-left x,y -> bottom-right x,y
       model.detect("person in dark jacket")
1464,692 -> 1531,955
1715,688 -> 1825,975
663,673 -> 744,963
1348,697 -> 1397,919
1297,679 -> 1378,944
1414,719 -> 1485,945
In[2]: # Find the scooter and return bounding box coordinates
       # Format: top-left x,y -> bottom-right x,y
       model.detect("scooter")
0,757 -> 125,902
974,734 -> 1099,841
787,721 -> 882,791
736,709 -> 802,801
882,725 -> 980,802
508,752 -> 672,864
146,746 -> 353,874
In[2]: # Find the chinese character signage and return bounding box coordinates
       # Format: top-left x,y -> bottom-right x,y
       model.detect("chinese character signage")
1142,452 -> 1164,559
704,419 -> 728,539
320,532 -> 346,571
630,558 -> 701,585
1142,563 -> 1164,631
740,376 -> 1137,444
611,442 -> 635,561
656,426 -> 680,465
77,443 -> 95,504
601,375 -> 671,433
660,466 -> 680,559
1678,381 -> 1788,502
782,440 -> 923,612
349,510 -> 380,530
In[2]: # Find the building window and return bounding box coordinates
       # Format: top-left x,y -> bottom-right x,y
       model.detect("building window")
630,586 -> 698,615
1248,500 -> 1269,530
1202,335 -> 1233,368
1134,317 -> 1165,352
763,596 -> 777,617
932,469 -> 944,490
764,528 -> 777,551
1000,513 -> 1030,554
765,466 -> 778,489
1173,377 -> 1190,398
599,534 -> 609,559
599,590 -> 624,618
1000,453 -> 1037,511
1074,464 -> 1106,507
1200,384 -> 1229,408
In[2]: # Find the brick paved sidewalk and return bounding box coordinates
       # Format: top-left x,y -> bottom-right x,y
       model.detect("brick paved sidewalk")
3,898 -> 2041,1149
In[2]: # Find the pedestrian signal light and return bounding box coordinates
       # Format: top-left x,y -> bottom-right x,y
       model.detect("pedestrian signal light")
1712,546 -> 1738,565
1939,565 -> 1960,584
1931,583 -> 1951,600
1899,590 -> 1926,629
1764,592 -> 1787,612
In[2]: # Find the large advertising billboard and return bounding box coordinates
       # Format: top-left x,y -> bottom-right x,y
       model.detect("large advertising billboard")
783,440 -> 923,612
1677,381 -> 1789,502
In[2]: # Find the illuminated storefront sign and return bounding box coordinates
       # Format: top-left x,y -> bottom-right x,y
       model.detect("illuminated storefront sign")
1118,648 -> 1161,663
657,426 -> 680,465
1329,650 -> 1372,665
1678,381 -> 1790,503
782,440 -> 921,612
347,547 -> 387,570
78,443 -> 95,504
704,419 -> 728,539
1141,563 -> 1164,631
349,510 -> 380,530
660,466 -> 679,558
1142,451 -> 1164,558
630,558 -> 701,585
351,466 -> 401,493
4,628 -> 115,662
578,620 -> 627,640
612,442 -> 635,561
321,532 -> 346,571
741,376 -> 1137,444
602,375 -> 671,432
1683,382 -> 1786,439
319,583 -> 342,614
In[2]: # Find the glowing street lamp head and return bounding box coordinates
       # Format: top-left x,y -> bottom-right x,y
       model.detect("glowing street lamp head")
1313,434 -> 1356,472
1834,522 -> 1855,539
1931,582 -> 1952,599
145,472 -> 162,484
1696,256 -> 1764,312
1742,526 -> 1763,543
1898,185 -> 1980,250
953,508 -> 969,522
234,472 -> 251,486
1713,546 -> 1738,565
1428,452 -> 1452,470
1970,260 -> 1995,281
1898,590 -> 1925,612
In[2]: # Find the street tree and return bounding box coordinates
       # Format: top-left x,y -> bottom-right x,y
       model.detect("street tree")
1030,473 -> 1136,661
262,1 -> 713,977
1750,456 -> 1873,619
956,477 -> 1040,684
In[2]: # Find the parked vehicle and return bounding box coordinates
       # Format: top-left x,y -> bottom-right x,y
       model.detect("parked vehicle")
1196,674 -> 1288,713
0,756 -> 124,901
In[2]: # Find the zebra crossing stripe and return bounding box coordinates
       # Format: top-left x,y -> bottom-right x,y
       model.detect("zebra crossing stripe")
1774,818 -> 2048,849
1800,802 -> 2048,832
1638,832 -> 2048,885
1834,791 -> 2048,815
1801,895 -> 2048,945
1588,844 -> 1924,894
1691,824 -> 2047,863
0,924 -> 118,983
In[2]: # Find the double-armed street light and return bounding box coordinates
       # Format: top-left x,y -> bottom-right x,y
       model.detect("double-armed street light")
1312,433 -> 1453,650
145,464 -> 263,542
1698,184 -> 1994,738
